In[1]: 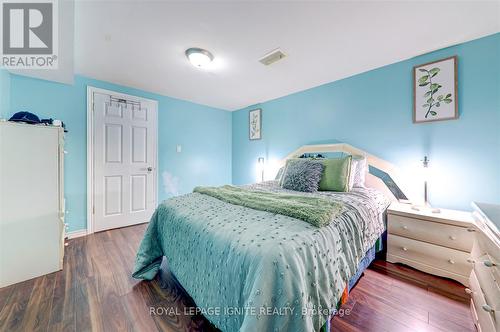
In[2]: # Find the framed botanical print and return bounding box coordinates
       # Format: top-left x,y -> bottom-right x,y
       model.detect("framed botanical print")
413,56 -> 458,123
249,108 -> 262,140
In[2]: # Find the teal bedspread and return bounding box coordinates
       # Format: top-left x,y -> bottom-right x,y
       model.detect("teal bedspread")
133,181 -> 389,331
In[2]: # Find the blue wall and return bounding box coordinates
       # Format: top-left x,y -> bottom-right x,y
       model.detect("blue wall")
6,74 -> 232,232
232,33 -> 500,210
0,69 -> 10,118
2,33 -> 499,230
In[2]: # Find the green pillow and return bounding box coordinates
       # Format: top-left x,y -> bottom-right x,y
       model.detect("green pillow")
318,156 -> 352,192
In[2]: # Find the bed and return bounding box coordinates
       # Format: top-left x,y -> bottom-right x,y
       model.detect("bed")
133,144 -> 412,331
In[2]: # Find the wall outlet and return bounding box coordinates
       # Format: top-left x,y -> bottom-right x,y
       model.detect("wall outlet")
176,145 -> 182,153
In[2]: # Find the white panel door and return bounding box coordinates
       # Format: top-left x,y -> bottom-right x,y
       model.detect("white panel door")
93,91 -> 157,232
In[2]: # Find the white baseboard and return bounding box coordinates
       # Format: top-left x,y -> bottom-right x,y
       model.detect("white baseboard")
66,229 -> 87,239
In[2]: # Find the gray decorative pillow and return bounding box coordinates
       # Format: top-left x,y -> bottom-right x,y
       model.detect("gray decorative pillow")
275,166 -> 285,181
281,159 -> 324,192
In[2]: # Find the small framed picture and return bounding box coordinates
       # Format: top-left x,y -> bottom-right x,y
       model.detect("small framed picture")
413,56 -> 458,123
249,109 -> 262,140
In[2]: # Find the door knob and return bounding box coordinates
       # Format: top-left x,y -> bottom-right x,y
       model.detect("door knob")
147,167 -> 153,172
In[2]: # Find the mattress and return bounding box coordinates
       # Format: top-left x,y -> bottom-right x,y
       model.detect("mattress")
133,181 -> 390,331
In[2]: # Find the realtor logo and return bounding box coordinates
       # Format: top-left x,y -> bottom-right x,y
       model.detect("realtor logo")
1,0 -> 58,69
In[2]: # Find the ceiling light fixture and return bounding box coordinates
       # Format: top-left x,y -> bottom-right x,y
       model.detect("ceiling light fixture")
185,48 -> 214,68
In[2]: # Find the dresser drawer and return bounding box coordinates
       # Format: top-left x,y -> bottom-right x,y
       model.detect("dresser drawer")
474,254 -> 500,309
472,227 -> 500,264
470,299 -> 480,331
388,234 -> 472,277
388,214 -> 473,252
470,270 -> 498,332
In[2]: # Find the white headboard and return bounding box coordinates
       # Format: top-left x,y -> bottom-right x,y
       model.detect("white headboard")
279,143 -> 415,202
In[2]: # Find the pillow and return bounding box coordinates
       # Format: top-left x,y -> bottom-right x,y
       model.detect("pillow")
318,155 -> 352,192
349,155 -> 368,189
348,158 -> 358,190
280,159 -> 324,192
278,164 -> 288,186
275,166 -> 285,181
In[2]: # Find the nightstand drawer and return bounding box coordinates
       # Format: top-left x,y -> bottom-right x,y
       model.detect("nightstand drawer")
388,234 -> 472,277
388,214 -> 473,252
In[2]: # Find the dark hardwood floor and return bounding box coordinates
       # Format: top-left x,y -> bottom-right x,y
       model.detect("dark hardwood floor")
0,224 -> 475,332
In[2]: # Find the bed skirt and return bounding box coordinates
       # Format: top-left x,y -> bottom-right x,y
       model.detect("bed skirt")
321,234 -> 385,332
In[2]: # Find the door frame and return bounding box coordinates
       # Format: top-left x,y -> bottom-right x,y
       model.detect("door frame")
86,86 -> 158,234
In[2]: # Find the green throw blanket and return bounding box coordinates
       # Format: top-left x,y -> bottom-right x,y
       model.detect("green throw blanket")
193,185 -> 342,227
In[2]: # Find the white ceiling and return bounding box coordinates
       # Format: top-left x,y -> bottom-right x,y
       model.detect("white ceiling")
75,1 -> 500,111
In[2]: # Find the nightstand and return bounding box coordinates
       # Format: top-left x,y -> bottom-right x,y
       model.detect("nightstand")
387,202 -> 475,286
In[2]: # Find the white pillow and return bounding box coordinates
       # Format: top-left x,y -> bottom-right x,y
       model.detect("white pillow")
349,156 -> 367,189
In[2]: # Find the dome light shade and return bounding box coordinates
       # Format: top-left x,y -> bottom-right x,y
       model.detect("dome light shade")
185,48 -> 214,68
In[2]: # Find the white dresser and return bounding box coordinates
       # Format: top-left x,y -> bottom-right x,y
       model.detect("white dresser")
0,122 -> 65,288
469,202 -> 500,332
387,202 -> 475,286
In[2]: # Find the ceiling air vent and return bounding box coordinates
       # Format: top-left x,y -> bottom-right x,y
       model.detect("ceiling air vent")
259,48 -> 287,66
